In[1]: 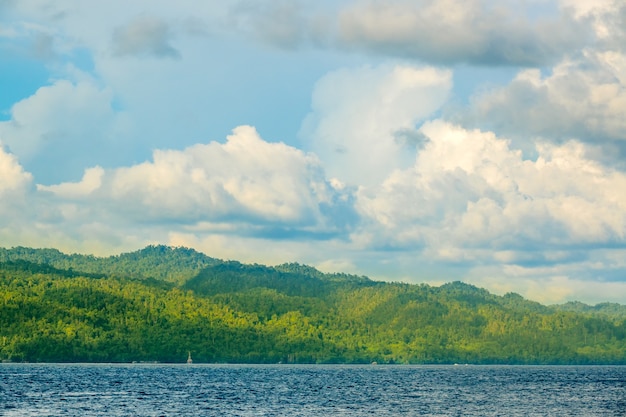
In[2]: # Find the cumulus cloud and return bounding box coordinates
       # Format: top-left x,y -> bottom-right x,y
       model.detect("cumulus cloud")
468,51 -> 626,163
0,79 -> 128,183
112,16 -> 180,59
42,126 -> 355,237
1,125 -> 356,259
356,120 -> 626,262
457,0 -> 626,165
301,64 -> 451,187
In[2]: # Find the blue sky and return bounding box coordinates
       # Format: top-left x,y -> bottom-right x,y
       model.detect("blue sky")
1,0 -> 625,304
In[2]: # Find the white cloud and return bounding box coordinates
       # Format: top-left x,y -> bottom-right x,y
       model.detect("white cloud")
356,120 -> 626,266
37,166 -> 104,198
42,126 -> 354,234
301,64 -> 451,187
451,1 -> 625,162
0,145 -> 32,196
0,146 -> 36,243
470,51 -> 626,152
0,79 -> 128,183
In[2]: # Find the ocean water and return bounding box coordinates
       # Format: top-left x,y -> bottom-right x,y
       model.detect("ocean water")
1,364 -> 625,416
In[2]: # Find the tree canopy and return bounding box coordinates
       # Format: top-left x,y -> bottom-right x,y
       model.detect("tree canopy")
1,246 -> 625,364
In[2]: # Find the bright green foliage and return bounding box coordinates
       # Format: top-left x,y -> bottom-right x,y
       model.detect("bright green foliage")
0,247 -> 625,364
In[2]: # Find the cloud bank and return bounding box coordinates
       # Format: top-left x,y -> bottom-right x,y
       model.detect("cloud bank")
1,0 -> 625,304
357,120 -> 626,255
4,114 -> 626,303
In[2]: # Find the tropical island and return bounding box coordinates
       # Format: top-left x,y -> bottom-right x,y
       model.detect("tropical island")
1,245 -> 624,364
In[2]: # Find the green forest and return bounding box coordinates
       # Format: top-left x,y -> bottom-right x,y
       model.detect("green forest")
1,245 -> 625,364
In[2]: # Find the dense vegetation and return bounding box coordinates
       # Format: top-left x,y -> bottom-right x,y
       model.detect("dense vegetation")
1,246 -> 625,364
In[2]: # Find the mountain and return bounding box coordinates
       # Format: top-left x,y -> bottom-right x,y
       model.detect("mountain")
0,245 -> 624,364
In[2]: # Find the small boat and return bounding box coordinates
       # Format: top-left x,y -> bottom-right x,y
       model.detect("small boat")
187,351 -> 193,364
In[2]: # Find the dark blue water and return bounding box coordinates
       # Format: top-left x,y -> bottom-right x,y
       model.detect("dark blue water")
1,364 -> 625,416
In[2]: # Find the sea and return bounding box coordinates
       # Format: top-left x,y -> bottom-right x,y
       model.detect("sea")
1,364 -> 625,416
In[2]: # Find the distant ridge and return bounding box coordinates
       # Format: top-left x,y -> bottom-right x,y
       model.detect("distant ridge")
0,245 -> 220,284
1,245 -> 624,313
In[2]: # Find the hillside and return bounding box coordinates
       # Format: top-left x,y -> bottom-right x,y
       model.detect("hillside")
553,301 -> 626,320
0,246 -> 625,364
0,245 -> 219,284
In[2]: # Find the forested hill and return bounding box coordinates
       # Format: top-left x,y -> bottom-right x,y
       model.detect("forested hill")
0,245 -> 220,284
1,246 -> 625,364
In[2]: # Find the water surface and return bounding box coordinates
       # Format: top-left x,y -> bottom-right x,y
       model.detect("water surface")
1,364 -> 625,416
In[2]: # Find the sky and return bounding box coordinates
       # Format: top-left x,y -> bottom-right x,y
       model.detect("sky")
1,0 -> 625,305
